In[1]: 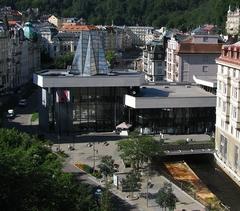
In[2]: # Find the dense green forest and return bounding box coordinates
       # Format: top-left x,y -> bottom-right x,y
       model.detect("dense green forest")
1,0 -> 240,30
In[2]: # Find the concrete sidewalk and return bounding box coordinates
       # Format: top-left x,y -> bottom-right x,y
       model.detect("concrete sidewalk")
154,133 -> 212,143
59,141 -> 206,211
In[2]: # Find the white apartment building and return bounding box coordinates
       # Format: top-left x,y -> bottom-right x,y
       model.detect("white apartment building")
166,34 -> 222,82
127,26 -> 154,46
142,40 -> 165,82
215,43 -> 240,187
226,6 -> 240,36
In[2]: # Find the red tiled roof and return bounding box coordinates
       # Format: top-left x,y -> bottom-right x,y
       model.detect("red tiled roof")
216,43 -> 240,66
61,24 -> 98,32
8,20 -> 21,26
177,43 -> 222,54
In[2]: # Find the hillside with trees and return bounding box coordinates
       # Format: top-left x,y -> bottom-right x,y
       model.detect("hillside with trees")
0,0 -> 240,30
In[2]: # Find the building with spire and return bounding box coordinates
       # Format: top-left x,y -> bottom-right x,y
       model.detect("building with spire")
34,28 -> 216,136
34,29 -> 144,133
71,30 -> 108,75
226,5 -> 240,36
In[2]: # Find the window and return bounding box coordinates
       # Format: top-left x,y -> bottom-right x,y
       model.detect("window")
220,135 -> 228,160
218,97 -> 221,107
202,66 -> 208,72
203,37 -> 208,42
218,81 -> 222,91
234,146 -> 239,169
223,83 -> 227,94
232,87 -> 238,98
233,69 -> 236,78
232,106 -> 237,119
222,101 -> 226,112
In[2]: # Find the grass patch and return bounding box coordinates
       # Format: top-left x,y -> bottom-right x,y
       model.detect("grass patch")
75,163 -> 102,179
176,140 -> 188,145
31,112 -> 39,122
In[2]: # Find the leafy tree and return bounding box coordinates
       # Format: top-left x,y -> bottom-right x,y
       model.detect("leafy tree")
155,182 -> 177,211
98,155 -> 115,178
54,52 -> 74,69
105,50 -> 116,69
0,128 -> 97,211
118,135 -> 162,170
100,182 -> 113,211
2,0 -> 235,31
122,170 -> 141,198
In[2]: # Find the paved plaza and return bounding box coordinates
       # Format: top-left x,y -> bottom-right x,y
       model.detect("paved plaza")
56,139 -> 205,211
3,92 -> 207,211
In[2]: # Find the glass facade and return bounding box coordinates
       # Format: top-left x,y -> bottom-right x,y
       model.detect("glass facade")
71,30 -> 108,75
72,87 -> 128,132
48,87 -> 128,133
45,87 -> 215,135
133,107 -> 215,134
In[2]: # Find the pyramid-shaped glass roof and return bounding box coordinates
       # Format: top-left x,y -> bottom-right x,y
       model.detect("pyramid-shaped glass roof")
71,30 -> 108,76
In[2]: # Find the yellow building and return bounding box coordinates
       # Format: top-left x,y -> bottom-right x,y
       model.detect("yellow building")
48,15 -> 62,28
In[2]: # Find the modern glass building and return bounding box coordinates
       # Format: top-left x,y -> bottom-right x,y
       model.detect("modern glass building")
34,68 -> 143,134
132,107 -> 215,134
34,29 -> 216,136
125,85 -> 216,134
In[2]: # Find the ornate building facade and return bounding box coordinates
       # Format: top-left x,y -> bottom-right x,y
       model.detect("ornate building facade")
215,43 -> 240,187
226,6 -> 240,36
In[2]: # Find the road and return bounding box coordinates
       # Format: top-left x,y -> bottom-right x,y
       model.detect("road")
3,90 -> 39,134
63,163 -> 139,211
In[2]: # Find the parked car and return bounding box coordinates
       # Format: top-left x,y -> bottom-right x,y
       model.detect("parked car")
18,99 -> 27,107
6,109 -> 15,118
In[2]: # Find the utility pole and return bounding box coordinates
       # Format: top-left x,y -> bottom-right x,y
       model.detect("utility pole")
57,99 -> 61,151
146,158 -> 151,207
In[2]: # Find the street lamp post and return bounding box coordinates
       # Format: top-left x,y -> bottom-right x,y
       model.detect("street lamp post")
146,158 -> 151,207
93,142 -> 97,172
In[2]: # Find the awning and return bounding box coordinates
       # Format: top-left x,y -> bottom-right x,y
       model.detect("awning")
116,122 -> 132,130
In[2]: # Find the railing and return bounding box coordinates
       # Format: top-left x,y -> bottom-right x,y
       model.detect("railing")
161,142 -> 215,152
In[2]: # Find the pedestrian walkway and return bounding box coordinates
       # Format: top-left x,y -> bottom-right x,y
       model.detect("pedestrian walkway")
136,173 -> 205,211
61,142 -> 205,211
154,134 -> 212,143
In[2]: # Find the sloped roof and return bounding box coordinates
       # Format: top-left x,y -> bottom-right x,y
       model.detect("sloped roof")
177,43 -> 222,54
61,24 -> 98,32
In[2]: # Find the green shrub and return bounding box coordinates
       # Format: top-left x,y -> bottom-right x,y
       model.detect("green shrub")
82,164 -> 93,174
92,170 -> 102,179
56,150 -> 69,158
176,140 -> 187,145
31,112 -> 39,122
